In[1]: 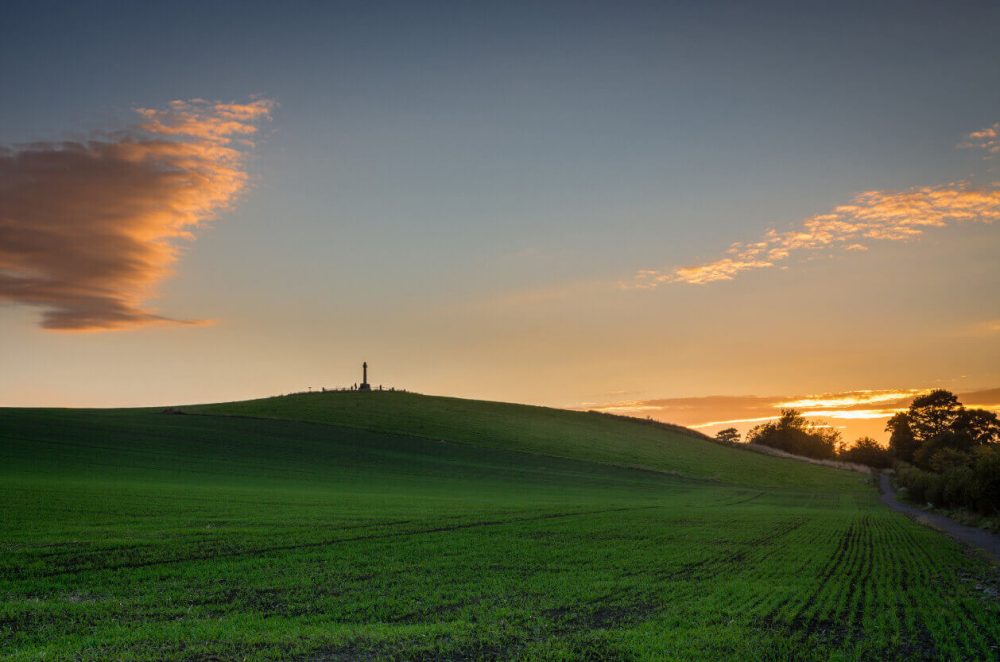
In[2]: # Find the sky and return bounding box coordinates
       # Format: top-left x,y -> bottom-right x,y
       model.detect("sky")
1,1 -> 998,443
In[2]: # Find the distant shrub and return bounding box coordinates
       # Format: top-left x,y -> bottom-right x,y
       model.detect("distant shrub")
914,431 -> 975,469
895,446 -> 1000,516
941,466 -> 973,508
895,463 -> 936,506
747,410 -> 838,460
714,427 -> 740,445
970,446 -> 1000,515
838,437 -> 891,468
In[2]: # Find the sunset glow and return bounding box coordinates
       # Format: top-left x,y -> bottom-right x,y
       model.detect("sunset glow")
775,390 -> 923,409
1,2 -> 997,446
5,6 -> 1000,659
584,389 -> 1000,444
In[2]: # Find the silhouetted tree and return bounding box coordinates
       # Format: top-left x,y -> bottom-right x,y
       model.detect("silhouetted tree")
914,429 -> 977,468
839,436 -> 890,468
953,408 -> 1000,446
886,412 -> 918,462
746,409 -> 839,460
715,427 -> 740,445
908,389 -> 963,443
890,391 -> 1000,516
906,407 -> 998,470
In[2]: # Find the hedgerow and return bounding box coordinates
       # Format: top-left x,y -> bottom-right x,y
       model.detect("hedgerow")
894,445 -> 1000,515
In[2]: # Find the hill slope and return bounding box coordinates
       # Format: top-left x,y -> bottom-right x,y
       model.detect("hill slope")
2,395 -> 998,659
0,407 -> 699,503
191,390 -> 866,490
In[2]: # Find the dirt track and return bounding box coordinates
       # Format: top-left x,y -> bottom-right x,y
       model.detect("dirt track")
879,473 -> 1000,563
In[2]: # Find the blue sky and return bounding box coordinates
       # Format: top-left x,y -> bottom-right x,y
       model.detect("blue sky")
1,1 -> 998,440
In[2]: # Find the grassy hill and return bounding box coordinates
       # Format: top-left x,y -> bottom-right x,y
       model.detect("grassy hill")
2,393 -> 998,659
190,391 -> 866,490
1,407 -> 702,502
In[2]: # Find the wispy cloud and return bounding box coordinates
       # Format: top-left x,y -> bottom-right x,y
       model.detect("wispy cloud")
0,98 -> 273,331
774,390 -> 923,409
630,122 -> 1000,289
632,183 -> 1000,288
961,122 -> 1000,157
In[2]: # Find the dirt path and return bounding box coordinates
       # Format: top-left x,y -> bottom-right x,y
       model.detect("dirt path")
879,473 -> 1000,563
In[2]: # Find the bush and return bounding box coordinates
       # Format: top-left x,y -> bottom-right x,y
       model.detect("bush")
925,447 -> 972,473
747,409 -> 838,460
839,437 -> 891,468
913,431 -> 975,469
970,446 -> 1000,515
896,448 -> 1000,516
895,463 -> 940,506
941,466 -> 974,509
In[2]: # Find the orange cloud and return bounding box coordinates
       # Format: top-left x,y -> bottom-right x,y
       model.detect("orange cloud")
632,182 -> 1000,288
961,122 -> 1000,157
0,98 -> 273,331
775,389 -> 923,409
578,387 -> 1000,443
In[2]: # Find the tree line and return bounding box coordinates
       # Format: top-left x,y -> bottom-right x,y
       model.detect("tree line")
714,390 -> 1000,515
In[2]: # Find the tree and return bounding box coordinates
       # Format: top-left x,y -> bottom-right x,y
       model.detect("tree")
715,427 -> 740,445
952,408 -> 1000,446
839,436 -> 890,468
909,407 -> 998,470
886,412 -> 918,462
924,447 -> 972,473
746,409 -> 839,460
913,430 -> 975,468
892,391 -> 1000,517
907,389 -> 963,443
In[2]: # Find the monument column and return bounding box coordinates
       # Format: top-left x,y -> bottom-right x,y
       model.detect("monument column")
359,361 -> 371,391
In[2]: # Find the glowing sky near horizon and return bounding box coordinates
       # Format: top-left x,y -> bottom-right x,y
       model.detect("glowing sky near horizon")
1,1 -> 998,443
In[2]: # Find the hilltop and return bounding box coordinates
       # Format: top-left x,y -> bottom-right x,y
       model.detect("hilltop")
189,390 -> 867,491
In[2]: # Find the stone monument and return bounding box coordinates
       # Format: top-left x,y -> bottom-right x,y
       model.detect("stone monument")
358,361 -> 371,391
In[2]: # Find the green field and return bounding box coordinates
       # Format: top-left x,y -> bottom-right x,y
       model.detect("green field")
2,392 -> 998,659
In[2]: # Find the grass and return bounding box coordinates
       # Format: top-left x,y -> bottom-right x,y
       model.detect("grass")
2,392 -> 998,659
191,391 -> 867,490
